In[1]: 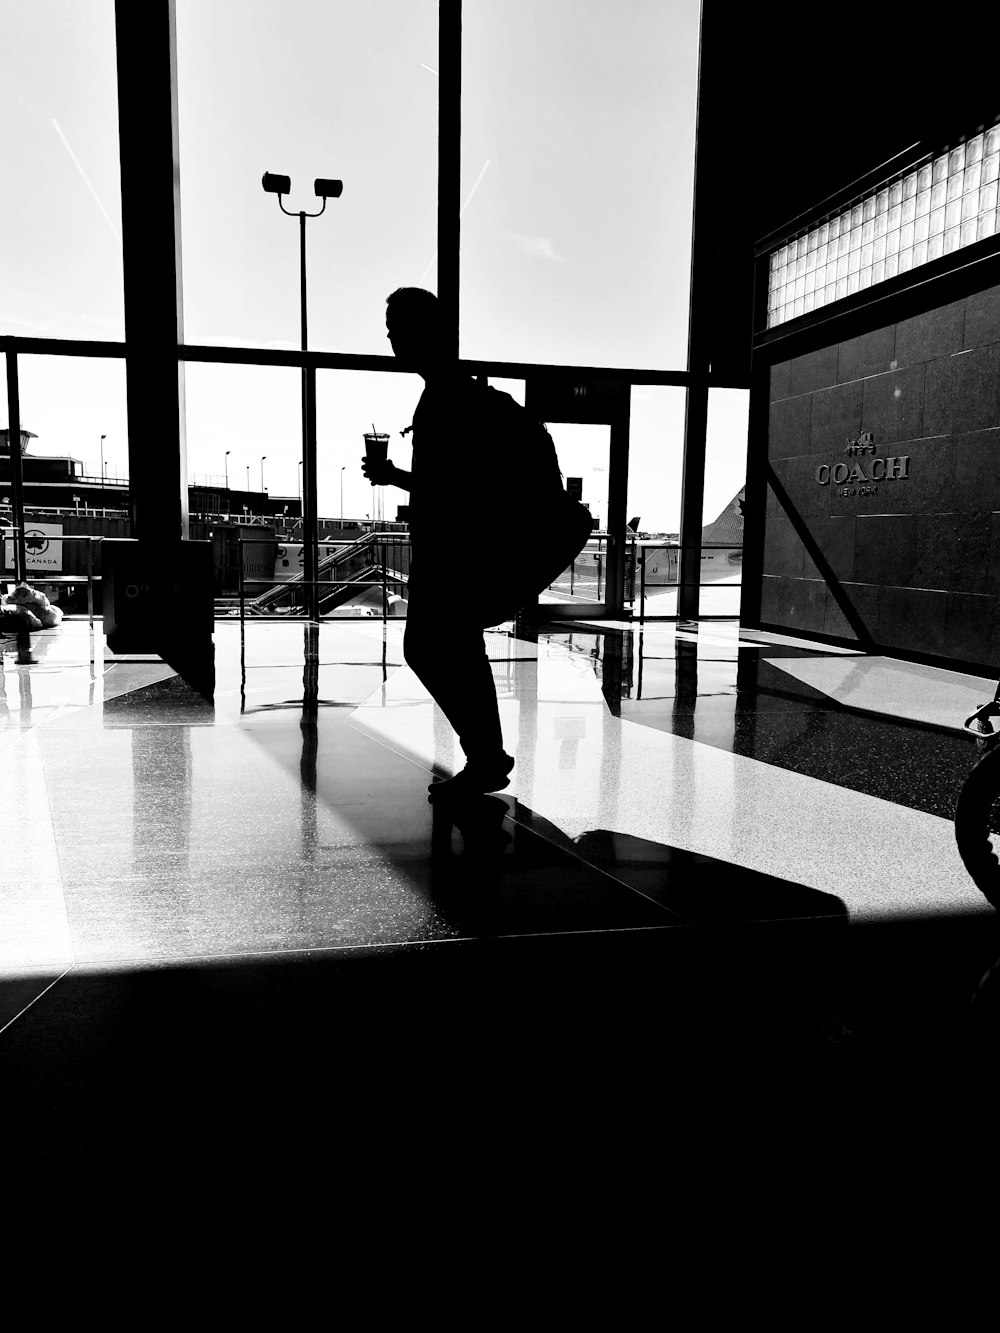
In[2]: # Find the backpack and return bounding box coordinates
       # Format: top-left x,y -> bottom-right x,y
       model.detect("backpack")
473,382 -> 565,500
468,382 -> 592,613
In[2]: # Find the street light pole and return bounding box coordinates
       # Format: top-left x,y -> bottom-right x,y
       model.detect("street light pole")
261,455 -> 266,495
262,171 -> 342,622
225,450 -> 230,489
341,466 -> 345,526
100,434 -> 106,484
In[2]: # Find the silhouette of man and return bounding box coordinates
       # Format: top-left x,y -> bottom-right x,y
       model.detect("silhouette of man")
362,287 -> 519,801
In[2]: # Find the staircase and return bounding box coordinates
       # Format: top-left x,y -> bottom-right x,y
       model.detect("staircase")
244,532 -> 409,616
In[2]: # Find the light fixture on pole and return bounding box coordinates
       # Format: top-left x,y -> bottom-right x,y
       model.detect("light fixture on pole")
260,455 -> 266,494
341,466 -> 345,526
225,450 -> 230,489
100,433 -> 106,482
262,170 -> 343,620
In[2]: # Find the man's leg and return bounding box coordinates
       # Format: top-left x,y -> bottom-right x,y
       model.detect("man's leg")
403,579 -> 513,792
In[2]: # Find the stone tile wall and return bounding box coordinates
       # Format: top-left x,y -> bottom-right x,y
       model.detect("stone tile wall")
764,285 -> 1000,668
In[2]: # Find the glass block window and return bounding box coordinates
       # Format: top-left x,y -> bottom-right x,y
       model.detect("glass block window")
766,125 -> 1000,328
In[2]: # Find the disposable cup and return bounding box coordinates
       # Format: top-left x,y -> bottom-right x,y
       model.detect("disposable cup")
364,432 -> 390,465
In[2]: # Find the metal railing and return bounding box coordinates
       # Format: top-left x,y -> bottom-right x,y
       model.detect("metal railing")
234,531 -> 651,623
0,532 -> 745,635
236,533 -> 411,622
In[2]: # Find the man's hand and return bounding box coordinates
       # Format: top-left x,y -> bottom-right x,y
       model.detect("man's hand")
361,455 -> 396,486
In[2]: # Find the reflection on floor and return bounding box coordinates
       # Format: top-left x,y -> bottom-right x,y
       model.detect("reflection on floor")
2,616 -> 997,1160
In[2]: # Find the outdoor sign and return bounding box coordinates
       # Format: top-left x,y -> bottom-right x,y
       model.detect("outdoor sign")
4,522 -> 63,572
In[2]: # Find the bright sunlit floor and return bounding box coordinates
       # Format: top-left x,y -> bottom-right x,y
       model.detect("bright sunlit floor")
2,613 -> 998,1160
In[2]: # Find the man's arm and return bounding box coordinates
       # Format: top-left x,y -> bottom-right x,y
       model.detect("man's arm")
361,457 -> 412,489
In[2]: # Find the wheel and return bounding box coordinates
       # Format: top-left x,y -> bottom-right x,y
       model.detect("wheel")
954,743 -> 1000,909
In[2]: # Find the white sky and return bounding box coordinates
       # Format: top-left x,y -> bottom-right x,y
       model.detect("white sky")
0,0 -> 748,531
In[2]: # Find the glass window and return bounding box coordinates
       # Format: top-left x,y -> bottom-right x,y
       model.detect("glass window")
185,362 -> 300,513
628,386 -> 685,616
768,124 -> 1000,325
175,1 -> 438,354
316,369 -> 423,526
459,0 -> 699,370
5,354 -> 128,605
16,355 -> 129,481
699,387 -> 747,616
0,1 -> 124,340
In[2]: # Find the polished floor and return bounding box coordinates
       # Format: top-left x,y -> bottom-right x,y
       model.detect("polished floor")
2,613 -> 998,1161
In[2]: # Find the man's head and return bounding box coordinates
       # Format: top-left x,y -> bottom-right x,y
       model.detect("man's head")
385,287 -> 445,372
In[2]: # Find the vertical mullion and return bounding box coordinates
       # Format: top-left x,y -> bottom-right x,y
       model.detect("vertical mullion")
4,351 -> 26,583
437,0 -> 461,359
677,1 -> 712,621
115,0 -> 187,544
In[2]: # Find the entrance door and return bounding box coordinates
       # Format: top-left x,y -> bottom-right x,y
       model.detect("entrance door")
523,377 -> 630,619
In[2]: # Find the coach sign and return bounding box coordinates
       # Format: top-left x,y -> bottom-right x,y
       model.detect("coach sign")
815,434 -> 910,498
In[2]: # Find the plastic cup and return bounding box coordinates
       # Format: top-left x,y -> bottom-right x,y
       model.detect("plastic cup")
363,432 -> 390,465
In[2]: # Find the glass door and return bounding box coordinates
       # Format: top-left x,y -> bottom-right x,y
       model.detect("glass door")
542,421 -> 611,613
523,377 -> 631,620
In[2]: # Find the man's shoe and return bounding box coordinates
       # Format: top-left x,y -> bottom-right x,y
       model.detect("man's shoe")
428,753 -> 515,803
